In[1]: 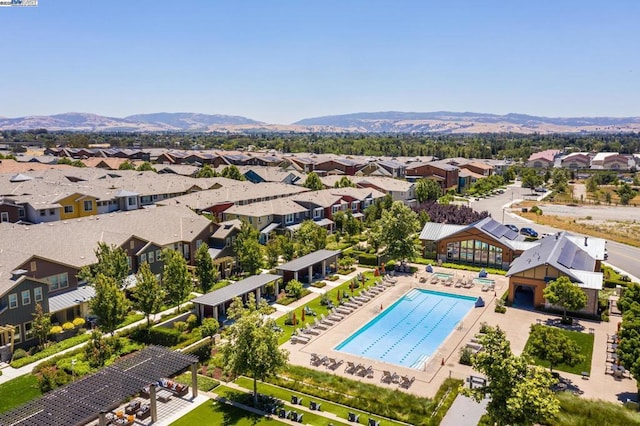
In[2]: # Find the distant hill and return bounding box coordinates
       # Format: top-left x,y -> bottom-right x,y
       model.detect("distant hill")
1,111 -> 639,133
293,111 -> 640,133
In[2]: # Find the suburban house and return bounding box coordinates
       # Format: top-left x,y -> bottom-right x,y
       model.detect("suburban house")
239,166 -> 303,185
208,219 -> 242,279
458,161 -> 494,177
222,198 -> 311,239
314,158 -> 363,176
405,161 -> 459,192
591,153 -> 633,171
289,156 -> 316,173
458,169 -> 487,193
0,197 -> 25,223
506,232 -> 605,315
353,176 -> 416,205
418,217 -> 536,270
527,149 -> 561,168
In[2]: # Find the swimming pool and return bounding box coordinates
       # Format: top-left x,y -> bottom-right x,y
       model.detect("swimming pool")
335,289 -> 477,369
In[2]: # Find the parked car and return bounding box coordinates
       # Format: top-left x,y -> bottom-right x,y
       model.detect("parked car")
505,224 -> 519,233
534,186 -> 547,193
520,227 -> 538,238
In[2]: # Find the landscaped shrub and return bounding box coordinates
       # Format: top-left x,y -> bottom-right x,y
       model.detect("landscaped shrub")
310,281 -> 326,288
11,348 -> 28,361
183,339 -> 213,362
72,318 -> 86,328
173,321 -> 188,333
62,322 -> 75,331
186,314 -> 198,330
11,334 -> 91,369
530,205 -> 543,215
326,275 -> 339,281
494,304 -> 507,314
49,325 -> 63,334
357,253 -> 378,266
129,324 -> 182,347
459,347 -> 473,365
479,322 -> 491,334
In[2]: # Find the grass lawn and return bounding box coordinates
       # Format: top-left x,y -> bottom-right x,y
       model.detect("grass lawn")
274,270 -> 378,344
0,375 -> 41,414
173,372 -> 220,392
549,392 -> 640,426
234,377 -> 394,426
525,327 -> 594,375
170,398 -> 285,426
215,385 -> 350,426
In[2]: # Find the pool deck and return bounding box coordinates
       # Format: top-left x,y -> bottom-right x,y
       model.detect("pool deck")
282,266 -> 637,403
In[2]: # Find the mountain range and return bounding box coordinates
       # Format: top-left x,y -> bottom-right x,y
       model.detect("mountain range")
1,111 -> 639,134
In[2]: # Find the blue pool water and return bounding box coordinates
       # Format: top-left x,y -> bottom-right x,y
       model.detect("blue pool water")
335,289 -> 477,369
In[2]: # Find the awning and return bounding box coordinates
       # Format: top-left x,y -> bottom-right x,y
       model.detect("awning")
48,286 -> 96,313
352,212 -> 364,219
260,222 -> 280,235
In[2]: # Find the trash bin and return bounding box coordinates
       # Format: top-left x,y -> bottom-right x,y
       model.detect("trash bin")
521,208 -> 528,213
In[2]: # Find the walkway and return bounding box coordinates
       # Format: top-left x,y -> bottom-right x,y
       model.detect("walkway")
440,394 -> 488,426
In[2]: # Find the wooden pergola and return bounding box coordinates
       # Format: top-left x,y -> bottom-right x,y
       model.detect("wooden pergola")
0,324 -> 15,357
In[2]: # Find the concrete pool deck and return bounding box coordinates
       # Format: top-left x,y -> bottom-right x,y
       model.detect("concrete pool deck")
282,266 -> 637,403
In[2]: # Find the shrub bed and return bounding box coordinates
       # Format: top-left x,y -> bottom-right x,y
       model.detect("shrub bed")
310,281 -> 327,288
276,289 -> 311,306
10,333 -> 91,368
326,275 -> 339,281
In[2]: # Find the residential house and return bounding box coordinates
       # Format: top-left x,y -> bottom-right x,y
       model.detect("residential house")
223,198 -> 310,241
560,152 -> 591,170
591,153 -> 632,171
353,176 -> 416,205
527,149 -> 561,168
458,161 -> 494,177
405,161 -> 459,192
289,157 -> 316,173
314,158 -> 362,176
0,197 -> 25,223
506,232 -> 605,315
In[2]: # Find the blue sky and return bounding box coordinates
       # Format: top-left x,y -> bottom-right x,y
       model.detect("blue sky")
1,1 -> 638,123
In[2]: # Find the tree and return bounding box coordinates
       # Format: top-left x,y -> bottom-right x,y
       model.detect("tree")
221,165 -> 245,181
195,242 -> 216,293
133,262 -> 164,326
463,325 -> 559,425
200,317 -> 220,340
79,242 -> 129,288
551,168 -> 569,193
415,178 -> 442,203
84,330 -> 112,368
294,220 -> 327,256
334,210 -> 361,242
196,164 -> 217,178
286,279 -> 304,299
302,172 -> 324,191
378,201 -> 419,260
585,176 -> 598,193
605,191 -> 612,204
220,295 -> 289,406
334,176 -> 355,188
265,236 -> 281,268
32,303 -> 52,349
136,161 -> 156,172
526,324 -> 584,372
277,234 -> 295,261
118,160 -> 135,170
89,274 -> 130,334
617,183 -> 638,205
162,249 -> 192,311
543,276 -> 587,322
615,282 -> 640,395
233,221 -> 264,275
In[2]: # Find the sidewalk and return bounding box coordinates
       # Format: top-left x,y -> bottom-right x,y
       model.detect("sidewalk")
0,304 -> 184,385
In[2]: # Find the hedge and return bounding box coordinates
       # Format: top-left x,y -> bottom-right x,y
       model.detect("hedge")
129,325 -> 182,347
10,333 -> 92,369
358,253 -> 379,266
182,339 -> 213,362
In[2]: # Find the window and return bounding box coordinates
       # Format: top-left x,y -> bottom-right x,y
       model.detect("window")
24,322 -> 34,340
49,209 -> 55,215
155,249 -> 161,261
225,237 -> 231,247
64,205 -> 74,214
148,250 -> 155,263
21,290 -> 30,305
18,208 -> 25,218
332,205 -> 339,214
83,200 -> 93,211
30,261 -> 37,272
127,256 -> 132,269
34,287 -> 43,302
0,212 -> 8,222
13,325 -> 21,343
196,240 -> 202,249
152,195 -> 159,201
140,196 -> 152,204
8,293 -> 18,309
40,210 -> 46,217
313,208 -> 323,219
45,273 -> 69,291
285,213 -> 294,224
130,240 -> 135,249
140,253 -> 147,263
351,201 -> 359,211
128,197 -> 136,206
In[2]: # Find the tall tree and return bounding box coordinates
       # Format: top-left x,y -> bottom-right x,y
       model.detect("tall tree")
378,201 -> 419,260
543,276 -> 587,322
118,160 -> 135,170
220,295 -> 288,406
463,325 -> 559,425
615,283 -> 640,395
415,178 -> 442,203
221,165 -> 246,181
334,176 -> 355,188
31,303 -> 52,349
302,172 -> 324,191
196,164 -> 217,178
195,242 -> 216,293
162,249 -> 192,311
233,221 -> 264,275
79,242 -> 129,288
294,220 -> 327,256
133,262 -> 164,325
200,317 -> 220,340
526,324 -> 584,372
277,234 -> 295,261
265,236 -> 281,268
89,274 -> 130,334
136,161 -> 156,172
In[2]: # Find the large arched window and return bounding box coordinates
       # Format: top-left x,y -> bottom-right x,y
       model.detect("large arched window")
446,239 -> 503,268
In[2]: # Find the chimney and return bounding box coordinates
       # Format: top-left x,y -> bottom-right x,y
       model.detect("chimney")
584,237 -> 588,246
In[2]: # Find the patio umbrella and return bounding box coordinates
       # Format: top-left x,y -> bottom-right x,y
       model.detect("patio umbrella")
293,312 -> 297,326
301,308 -> 306,322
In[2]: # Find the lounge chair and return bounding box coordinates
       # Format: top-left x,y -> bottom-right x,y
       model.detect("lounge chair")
344,302 -> 359,309
464,280 -> 474,289
454,278 -> 464,288
390,372 -> 400,383
381,370 -> 393,383
349,297 -> 364,306
302,326 -> 320,335
348,412 -> 360,422
310,353 -> 319,364
355,296 -> 370,303
336,307 -> 352,315
466,342 -> 483,352
292,334 -> 310,344
399,376 -> 415,389
481,285 -> 490,292
368,419 -> 381,426
304,306 -> 317,316
328,359 -> 343,370
291,395 -> 303,405
345,361 -> 356,374
291,412 -> 304,423
319,315 -> 334,326
443,277 -> 453,286
429,275 -> 439,285
278,409 -> 290,419
309,401 -> 321,411
327,313 -> 343,322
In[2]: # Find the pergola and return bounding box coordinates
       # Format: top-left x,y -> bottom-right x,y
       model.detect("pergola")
276,249 -> 341,284
192,273 -> 281,320
0,346 -> 198,426
0,325 -> 15,361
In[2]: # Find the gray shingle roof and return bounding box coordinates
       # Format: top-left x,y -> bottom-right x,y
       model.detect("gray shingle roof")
277,249 -> 341,272
192,274 -> 281,307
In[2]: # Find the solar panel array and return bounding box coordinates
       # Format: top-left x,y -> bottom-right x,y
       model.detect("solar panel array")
0,346 -> 198,426
480,221 -> 518,240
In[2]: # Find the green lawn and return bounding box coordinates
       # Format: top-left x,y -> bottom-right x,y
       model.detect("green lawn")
549,392 -> 640,426
525,327 -> 594,375
173,372 -> 220,392
215,385 -> 350,426
170,398 -> 285,426
234,377 -> 393,426
0,375 -> 41,414
274,270 -> 378,344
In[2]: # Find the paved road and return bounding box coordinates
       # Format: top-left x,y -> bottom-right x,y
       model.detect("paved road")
469,184 -> 640,280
